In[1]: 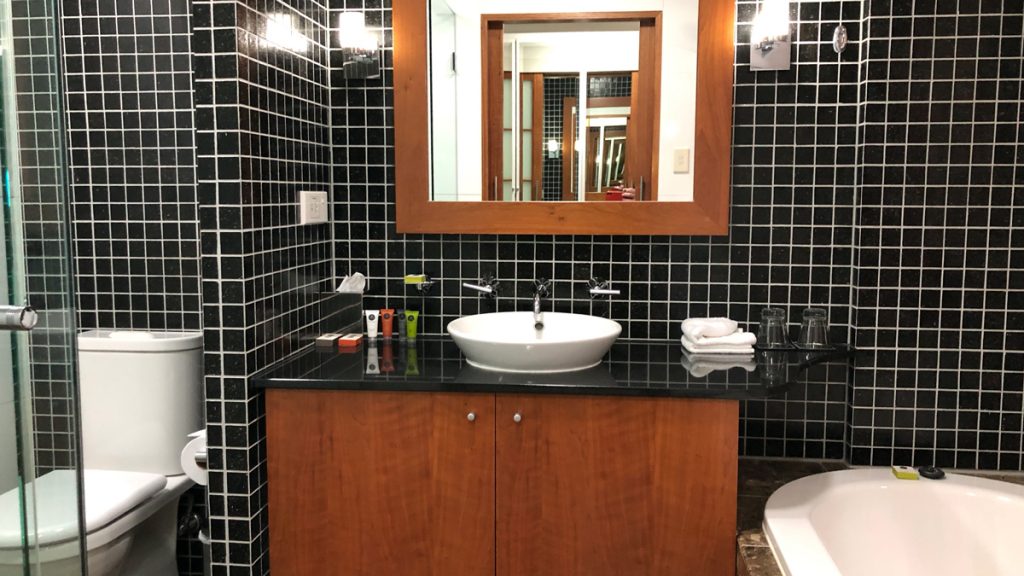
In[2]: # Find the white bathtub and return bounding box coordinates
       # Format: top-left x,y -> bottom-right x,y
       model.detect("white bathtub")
763,468 -> 1024,576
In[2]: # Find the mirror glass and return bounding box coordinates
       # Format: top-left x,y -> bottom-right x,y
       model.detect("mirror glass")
427,0 -> 699,203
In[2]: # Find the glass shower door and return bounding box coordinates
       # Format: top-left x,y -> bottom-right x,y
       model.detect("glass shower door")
0,0 -> 85,573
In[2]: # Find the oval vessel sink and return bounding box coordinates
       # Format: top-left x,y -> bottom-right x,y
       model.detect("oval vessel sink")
447,312 -> 621,373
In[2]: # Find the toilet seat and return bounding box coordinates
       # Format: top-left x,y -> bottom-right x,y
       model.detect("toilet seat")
0,469 -> 166,554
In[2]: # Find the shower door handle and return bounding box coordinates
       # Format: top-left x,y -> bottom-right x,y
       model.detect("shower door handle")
0,305 -> 37,331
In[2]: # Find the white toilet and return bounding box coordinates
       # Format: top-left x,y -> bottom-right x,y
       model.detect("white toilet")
0,330 -> 203,576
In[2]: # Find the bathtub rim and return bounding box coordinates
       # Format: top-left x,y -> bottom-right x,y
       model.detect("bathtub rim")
763,467 -> 1024,576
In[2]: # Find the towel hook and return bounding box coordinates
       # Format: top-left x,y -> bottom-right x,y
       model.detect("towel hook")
832,24 -> 848,55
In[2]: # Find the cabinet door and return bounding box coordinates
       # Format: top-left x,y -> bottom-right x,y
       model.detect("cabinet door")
495,395 -> 738,576
267,390 -> 496,576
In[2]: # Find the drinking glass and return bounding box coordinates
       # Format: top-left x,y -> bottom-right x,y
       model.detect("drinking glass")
756,308 -> 791,349
796,307 -> 831,349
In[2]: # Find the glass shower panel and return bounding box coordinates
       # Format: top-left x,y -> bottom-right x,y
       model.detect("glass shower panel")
0,0 -> 84,574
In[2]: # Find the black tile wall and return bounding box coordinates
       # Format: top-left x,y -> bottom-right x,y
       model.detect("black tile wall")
61,0 -> 202,332
542,76 -> 577,202
734,0 -> 862,462
848,0 -> 1024,471
11,0 -> 80,477
59,1 -> 206,572
192,0 -> 334,573
331,0 -> 861,461
587,73 -> 632,99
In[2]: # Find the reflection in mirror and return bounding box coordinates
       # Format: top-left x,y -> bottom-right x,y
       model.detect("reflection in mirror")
428,2 -> 679,203
428,0 -> 459,199
488,23 -> 644,202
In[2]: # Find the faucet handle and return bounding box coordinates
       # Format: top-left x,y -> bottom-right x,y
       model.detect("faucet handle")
463,274 -> 500,298
588,277 -> 620,297
534,278 -> 551,296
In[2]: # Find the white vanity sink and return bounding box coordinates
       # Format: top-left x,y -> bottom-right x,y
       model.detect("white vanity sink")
447,312 -> 622,373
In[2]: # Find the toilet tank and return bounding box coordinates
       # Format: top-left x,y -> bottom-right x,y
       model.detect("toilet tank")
78,331 -> 203,475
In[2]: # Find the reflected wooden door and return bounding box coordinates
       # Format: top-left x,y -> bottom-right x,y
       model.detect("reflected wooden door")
495,394 -> 738,576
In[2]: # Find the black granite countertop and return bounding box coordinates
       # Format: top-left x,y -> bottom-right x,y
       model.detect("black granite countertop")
253,337 -> 853,400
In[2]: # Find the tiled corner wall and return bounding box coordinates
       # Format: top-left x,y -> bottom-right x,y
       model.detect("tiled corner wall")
330,0 -> 861,461
192,0 -> 334,572
848,0 -> 1024,470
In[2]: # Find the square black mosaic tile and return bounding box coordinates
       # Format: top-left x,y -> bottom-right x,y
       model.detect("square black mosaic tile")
848,0 -> 1024,472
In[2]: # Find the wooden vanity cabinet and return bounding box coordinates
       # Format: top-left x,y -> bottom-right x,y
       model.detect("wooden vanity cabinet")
267,390 -> 738,576
266,390 -> 496,576
496,394 -> 738,576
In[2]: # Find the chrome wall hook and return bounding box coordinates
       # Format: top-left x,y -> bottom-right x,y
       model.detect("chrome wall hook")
833,24 -> 849,55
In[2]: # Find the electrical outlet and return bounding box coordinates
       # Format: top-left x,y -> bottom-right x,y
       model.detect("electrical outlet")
299,191 -> 329,225
673,149 -> 691,174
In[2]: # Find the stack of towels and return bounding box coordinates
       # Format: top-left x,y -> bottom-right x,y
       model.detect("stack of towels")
680,318 -> 756,355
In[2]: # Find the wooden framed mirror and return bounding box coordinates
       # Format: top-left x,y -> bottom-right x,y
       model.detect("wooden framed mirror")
393,0 -> 734,235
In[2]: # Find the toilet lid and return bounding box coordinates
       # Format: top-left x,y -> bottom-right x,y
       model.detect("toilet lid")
0,469 -> 166,549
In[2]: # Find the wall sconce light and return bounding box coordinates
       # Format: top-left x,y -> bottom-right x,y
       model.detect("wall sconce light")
338,11 -> 381,80
750,0 -> 791,71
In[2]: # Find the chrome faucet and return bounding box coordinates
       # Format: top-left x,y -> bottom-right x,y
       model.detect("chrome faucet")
533,279 -> 551,329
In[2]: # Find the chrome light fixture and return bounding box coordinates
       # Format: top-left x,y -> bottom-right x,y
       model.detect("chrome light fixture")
338,11 -> 381,80
750,0 -> 791,71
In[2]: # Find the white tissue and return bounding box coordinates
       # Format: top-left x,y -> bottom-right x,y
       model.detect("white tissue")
337,272 -> 367,293
180,429 -> 208,486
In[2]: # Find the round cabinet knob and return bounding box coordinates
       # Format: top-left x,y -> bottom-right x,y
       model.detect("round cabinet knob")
467,412 -> 476,422
513,412 -> 522,423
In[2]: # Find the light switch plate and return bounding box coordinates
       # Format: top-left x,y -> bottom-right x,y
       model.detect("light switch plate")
673,149 -> 691,174
299,190 -> 329,225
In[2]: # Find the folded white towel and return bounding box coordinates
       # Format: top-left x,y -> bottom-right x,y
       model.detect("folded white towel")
680,353 -> 757,377
682,329 -> 757,348
680,335 -> 754,355
681,317 -> 739,340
